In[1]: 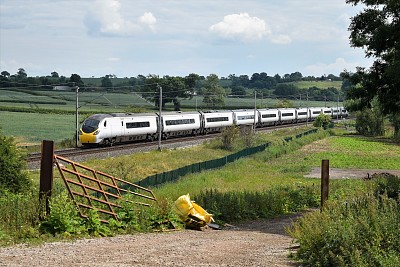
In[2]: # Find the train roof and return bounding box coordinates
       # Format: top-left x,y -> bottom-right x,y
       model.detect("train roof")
109,113 -> 157,117
156,111 -> 201,115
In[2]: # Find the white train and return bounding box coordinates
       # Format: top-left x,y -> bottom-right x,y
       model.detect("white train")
79,107 -> 348,146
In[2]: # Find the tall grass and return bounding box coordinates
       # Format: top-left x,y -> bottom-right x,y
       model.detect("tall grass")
288,175 -> 400,266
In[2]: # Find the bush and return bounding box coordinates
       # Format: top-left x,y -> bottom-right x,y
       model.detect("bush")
289,176 -> 400,267
313,114 -> 332,129
220,125 -> 240,150
355,108 -> 384,136
0,132 -> 30,193
195,186 -> 319,223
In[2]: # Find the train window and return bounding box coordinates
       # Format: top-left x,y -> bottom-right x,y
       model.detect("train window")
165,119 -> 195,126
238,115 -> 254,120
281,113 -> 294,117
207,117 -> 229,122
297,112 -> 307,116
342,109 -> 347,112
313,111 -> 321,114
324,110 -> 332,114
262,114 -> 277,118
104,121 -> 107,127
126,121 -> 150,128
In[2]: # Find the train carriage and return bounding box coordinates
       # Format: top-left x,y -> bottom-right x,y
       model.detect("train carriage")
295,108 -> 309,123
232,109 -> 258,126
200,110 -> 234,133
258,109 -> 279,126
278,108 -> 296,124
160,111 -> 202,139
309,107 -> 323,120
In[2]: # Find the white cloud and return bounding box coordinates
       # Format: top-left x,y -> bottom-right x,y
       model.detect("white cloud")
85,0 -> 141,36
209,13 -> 269,42
305,58 -> 360,76
271,34 -> 291,44
139,12 -> 157,31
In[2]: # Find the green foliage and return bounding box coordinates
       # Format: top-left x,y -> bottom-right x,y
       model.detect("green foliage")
289,175 -> 400,267
220,125 -> 240,150
196,186 -> 319,223
313,114 -> 332,129
274,99 -> 294,108
202,74 -> 226,108
344,0 -> 400,137
116,197 -> 183,232
84,209 -> 112,237
355,104 -> 385,136
39,193 -> 84,236
0,189 -> 40,244
0,132 -> 30,193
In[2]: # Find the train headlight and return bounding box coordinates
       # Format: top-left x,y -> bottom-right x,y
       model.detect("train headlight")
93,129 -> 100,135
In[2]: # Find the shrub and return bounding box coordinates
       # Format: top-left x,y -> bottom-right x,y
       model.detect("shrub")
313,114 -> 332,129
355,108 -> 384,136
39,193 -> 84,236
289,182 -> 400,266
220,125 -> 240,150
195,186 -> 319,223
0,132 -> 30,193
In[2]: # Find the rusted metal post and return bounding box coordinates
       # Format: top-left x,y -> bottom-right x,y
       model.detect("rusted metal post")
321,159 -> 329,211
39,140 -> 54,218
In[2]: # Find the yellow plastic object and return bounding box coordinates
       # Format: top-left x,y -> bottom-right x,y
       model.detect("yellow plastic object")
174,194 -> 213,229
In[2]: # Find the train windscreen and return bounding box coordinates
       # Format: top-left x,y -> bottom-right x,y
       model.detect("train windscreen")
82,119 -> 100,133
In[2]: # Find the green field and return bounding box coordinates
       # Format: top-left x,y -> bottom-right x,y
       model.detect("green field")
0,111 -> 76,144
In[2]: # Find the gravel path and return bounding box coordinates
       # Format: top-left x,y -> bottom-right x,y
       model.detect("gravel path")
0,214 -> 301,267
304,167 -> 400,179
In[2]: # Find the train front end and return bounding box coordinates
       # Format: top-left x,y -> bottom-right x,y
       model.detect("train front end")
79,114 -> 110,145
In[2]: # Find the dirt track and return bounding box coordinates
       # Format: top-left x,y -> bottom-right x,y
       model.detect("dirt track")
304,167 -> 400,179
0,214 -> 301,267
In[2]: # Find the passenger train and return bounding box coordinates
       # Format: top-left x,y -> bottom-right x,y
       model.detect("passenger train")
79,107 -> 348,146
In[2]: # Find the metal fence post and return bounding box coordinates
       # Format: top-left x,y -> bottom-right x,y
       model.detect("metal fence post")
321,159 -> 329,211
39,140 -> 54,219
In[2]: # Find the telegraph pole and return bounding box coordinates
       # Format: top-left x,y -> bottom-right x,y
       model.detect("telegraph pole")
75,84 -> 79,148
253,90 -> 257,133
158,85 -> 162,151
306,92 -> 309,127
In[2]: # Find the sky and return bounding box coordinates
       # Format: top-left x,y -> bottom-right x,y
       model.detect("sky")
0,0 -> 373,79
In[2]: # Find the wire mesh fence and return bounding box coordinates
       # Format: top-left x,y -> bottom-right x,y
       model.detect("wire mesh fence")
136,128 -> 318,187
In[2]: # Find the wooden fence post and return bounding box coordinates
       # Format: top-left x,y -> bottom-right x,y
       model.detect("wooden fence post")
321,159 -> 330,211
39,140 -> 54,219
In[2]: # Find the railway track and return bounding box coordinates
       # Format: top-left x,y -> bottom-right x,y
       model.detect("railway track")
27,133 -> 219,164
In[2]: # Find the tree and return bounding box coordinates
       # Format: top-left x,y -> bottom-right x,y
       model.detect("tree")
0,132 -> 30,193
344,0 -> 400,138
202,74 -> 225,108
231,85 -> 247,98
101,75 -> 113,89
51,71 -> 59,78
274,99 -> 294,108
143,74 -> 197,110
273,84 -> 299,97
68,74 -> 84,88
1,71 -> 10,78
313,114 -> 332,130
16,68 -> 27,80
